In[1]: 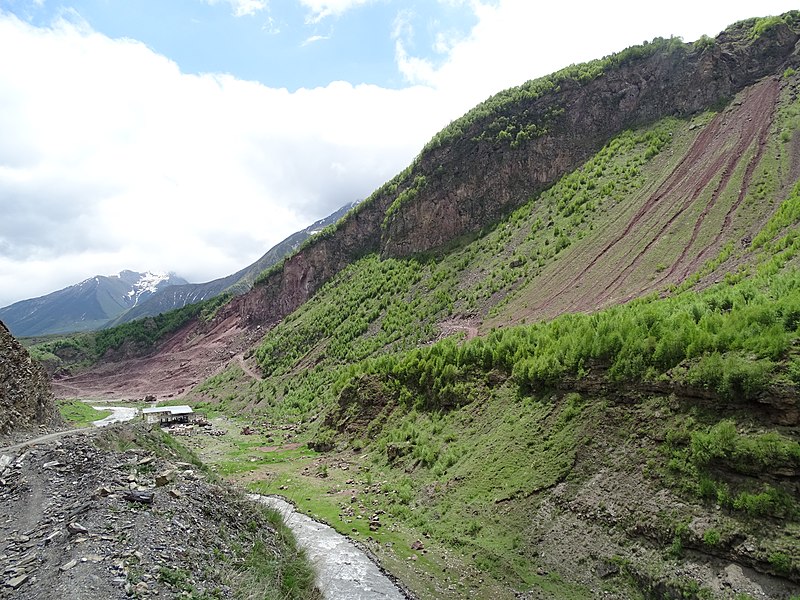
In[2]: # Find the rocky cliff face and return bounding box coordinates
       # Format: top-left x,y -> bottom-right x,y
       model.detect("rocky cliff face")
0,321 -> 60,436
225,15 -> 799,329
381,19 -> 800,257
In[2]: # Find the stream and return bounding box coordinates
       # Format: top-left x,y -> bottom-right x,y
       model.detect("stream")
250,495 -> 407,600
91,406 -> 139,427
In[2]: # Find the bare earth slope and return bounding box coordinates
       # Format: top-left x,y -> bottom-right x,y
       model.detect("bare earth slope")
52,313 -> 255,401
499,76 -> 784,323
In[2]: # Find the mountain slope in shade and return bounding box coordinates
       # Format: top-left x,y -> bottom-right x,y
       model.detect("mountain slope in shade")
0,270 -> 188,337
109,201 -> 357,326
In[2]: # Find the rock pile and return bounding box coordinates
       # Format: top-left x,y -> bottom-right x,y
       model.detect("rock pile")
0,426 -> 300,599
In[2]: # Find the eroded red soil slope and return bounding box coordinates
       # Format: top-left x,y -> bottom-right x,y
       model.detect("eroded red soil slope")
510,77 -> 783,322
51,313 -> 257,400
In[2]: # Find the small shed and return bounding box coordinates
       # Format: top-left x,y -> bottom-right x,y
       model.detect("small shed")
142,405 -> 195,426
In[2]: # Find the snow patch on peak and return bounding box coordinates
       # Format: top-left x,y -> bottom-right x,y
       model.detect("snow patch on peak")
128,271 -> 171,306
135,271 -> 170,293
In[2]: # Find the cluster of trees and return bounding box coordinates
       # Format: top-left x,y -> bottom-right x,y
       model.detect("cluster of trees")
94,293 -> 231,357
255,256 -> 449,378
334,268 -> 800,411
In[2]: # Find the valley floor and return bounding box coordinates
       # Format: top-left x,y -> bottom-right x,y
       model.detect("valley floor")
172,402 -> 800,600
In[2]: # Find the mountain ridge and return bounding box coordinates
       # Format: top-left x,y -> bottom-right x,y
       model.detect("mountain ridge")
37,14 -> 800,597
0,202 -> 357,337
0,270 -> 188,337
109,201 -> 357,327
215,14 -> 800,333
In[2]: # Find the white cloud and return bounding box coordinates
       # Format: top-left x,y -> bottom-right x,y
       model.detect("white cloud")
0,12 -> 449,307
261,15 -> 281,34
394,0 -> 800,115
205,0 -> 268,17
299,0 -> 373,23
302,33 -> 329,45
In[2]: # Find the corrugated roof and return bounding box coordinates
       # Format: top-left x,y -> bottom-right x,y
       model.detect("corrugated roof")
142,405 -> 194,415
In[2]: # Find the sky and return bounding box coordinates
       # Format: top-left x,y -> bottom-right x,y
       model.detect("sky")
0,0 -> 797,308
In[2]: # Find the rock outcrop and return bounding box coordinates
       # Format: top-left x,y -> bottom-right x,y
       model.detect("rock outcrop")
222,15 -> 800,330
0,426 -> 319,599
0,321 -> 60,436
381,20 -> 799,257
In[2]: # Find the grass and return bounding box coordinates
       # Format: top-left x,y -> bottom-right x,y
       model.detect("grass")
57,399 -> 112,426
231,508 -> 321,600
191,384 -> 598,598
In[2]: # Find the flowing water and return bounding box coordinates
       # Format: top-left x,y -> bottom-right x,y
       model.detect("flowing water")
251,495 -> 407,599
91,406 -> 139,427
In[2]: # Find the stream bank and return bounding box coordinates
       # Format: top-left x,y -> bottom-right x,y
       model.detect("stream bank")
251,495 -> 409,600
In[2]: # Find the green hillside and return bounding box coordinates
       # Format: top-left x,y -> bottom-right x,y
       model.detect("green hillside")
41,14 -> 800,599
181,71 -> 800,598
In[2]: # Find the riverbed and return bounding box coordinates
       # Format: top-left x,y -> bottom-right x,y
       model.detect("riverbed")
250,495 -> 407,600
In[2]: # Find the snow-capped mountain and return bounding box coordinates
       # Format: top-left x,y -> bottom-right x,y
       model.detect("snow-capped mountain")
0,270 -> 188,337
119,270 -> 177,307
110,201 -> 357,326
0,201 -> 357,336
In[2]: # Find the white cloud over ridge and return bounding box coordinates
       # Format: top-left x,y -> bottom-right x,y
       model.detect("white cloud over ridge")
1,0 -> 798,308
0,12 -> 446,306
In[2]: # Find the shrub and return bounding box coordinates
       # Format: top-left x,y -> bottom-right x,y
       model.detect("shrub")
703,528 -> 721,547
769,551 -> 792,575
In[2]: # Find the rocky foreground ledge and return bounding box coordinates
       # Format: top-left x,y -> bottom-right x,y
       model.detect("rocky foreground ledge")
0,425 -> 319,599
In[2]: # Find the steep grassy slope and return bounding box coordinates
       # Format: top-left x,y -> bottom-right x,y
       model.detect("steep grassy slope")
181,66 -> 800,598
42,14 -> 800,598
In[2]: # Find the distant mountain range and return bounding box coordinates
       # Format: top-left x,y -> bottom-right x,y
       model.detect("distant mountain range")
0,270 -> 188,337
0,201 -> 357,337
109,201 -> 356,327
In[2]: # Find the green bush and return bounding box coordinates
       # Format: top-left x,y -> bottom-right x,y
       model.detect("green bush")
702,528 -> 721,547
769,551 -> 792,575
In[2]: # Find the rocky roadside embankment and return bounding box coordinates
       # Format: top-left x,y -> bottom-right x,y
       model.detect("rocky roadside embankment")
0,425 -> 317,599
0,321 -> 61,437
